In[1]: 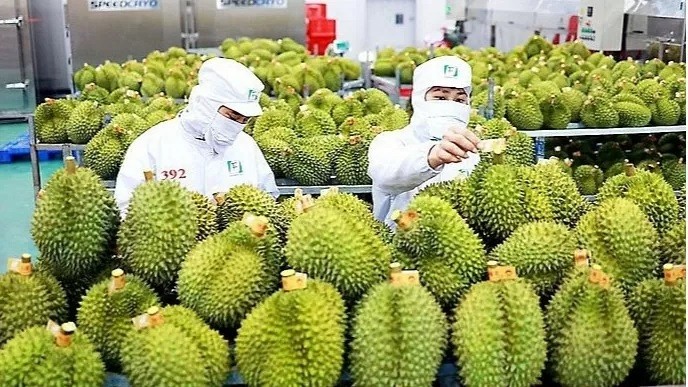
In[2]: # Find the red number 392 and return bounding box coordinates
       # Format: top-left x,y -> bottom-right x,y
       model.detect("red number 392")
160,168 -> 187,180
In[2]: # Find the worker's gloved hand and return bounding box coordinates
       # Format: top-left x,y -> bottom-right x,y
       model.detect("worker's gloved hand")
427,126 -> 483,169
205,112 -> 246,155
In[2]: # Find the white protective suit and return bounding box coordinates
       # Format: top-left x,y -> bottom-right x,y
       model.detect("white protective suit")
114,58 -> 278,217
368,56 -> 480,228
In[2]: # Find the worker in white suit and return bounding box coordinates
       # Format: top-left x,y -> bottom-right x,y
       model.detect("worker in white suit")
368,56 -> 482,228
114,58 -> 278,217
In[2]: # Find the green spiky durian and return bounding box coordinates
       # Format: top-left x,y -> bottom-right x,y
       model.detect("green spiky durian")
573,165 -> 603,195
415,178 -> 465,212
580,95 -> 619,128
332,95 -> 365,126
286,204 -> 390,302
659,220 -> 686,265
393,196 -> 486,309
479,119 -> 534,166
379,105 -> 410,130
235,277 -> 345,386
120,305 -> 230,387
614,101 -> 652,127
305,88 -> 342,113
34,98 -> 73,143
94,64 -> 119,92
540,93 -> 571,129
335,135 -> 371,185
558,87 -> 585,122
0,257 -> 67,345
31,158 -> 119,281
216,184 -> 277,231
357,88 -> 394,115
140,73 -> 165,97
489,222 -> 576,297
118,178 -> 198,292
255,135 -> 291,178
598,166 -> 679,233
576,198 -> 658,292
294,106 -> 336,137
76,270 -> 159,370
546,264 -> 638,387
178,216 -> 279,330
190,192 -> 218,241
287,136 -> 338,186
74,63 -> 97,91
66,100 -> 104,144
351,266 -> 447,387
0,323 -> 105,387
506,91 -> 543,130
629,265 -> 686,385
650,95 -> 681,126
83,114 -> 148,180
453,263 -> 547,387
116,71 -> 142,91
253,106 -> 295,137
612,92 -> 645,105
80,83 -> 110,104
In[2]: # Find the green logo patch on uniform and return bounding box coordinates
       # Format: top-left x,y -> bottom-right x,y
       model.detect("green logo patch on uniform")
227,160 -> 244,176
443,65 -> 458,78
248,89 -> 259,101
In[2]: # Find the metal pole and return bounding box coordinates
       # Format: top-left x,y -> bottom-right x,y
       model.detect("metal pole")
28,115 -> 41,200
681,17 -> 686,62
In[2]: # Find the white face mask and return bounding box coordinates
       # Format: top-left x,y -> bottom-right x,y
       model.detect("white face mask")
414,100 -> 471,141
205,111 -> 245,154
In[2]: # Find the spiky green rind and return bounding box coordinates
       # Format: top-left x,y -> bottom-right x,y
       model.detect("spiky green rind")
629,278 -> 686,385
490,222 -> 576,297
453,279 -> 547,387
216,184 -> 277,230
415,179 -> 465,212
394,196 -> 486,309
34,99 -> 73,143
659,220 -> 686,265
120,306 -> 230,387
178,222 -> 279,330
235,280 -> 345,386
545,269 -> 638,387
190,192 -> 218,242
253,107 -> 295,137
286,206 -> 390,301
332,97 -> 364,126
532,161 -> 590,227
614,101 -> 652,127
118,181 -> 198,290
598,170 -> 679,233
0,326 -> 105,387
287,136 -> 336,186
295,107 -> 337,137
83,130 -> 124,180
76,274 -> 159,369
573,165 -> 603,195
351,282 -> 448,387
0,271 -> 67,345
31,167 -> 119,280
335,136 -> 371,185
660,158 -> 686,190
379,105 -> 410,130
66,101 -> 104,144
576,198 -> 659,293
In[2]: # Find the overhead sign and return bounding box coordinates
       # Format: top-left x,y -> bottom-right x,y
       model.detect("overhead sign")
217,0 -> 288,9
88,0 -> 160,11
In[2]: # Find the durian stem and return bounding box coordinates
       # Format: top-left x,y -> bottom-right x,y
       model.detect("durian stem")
487,260 -> 500,281
55,322 -> 76,348
242,213 -> 268,238
111,268 -> 126,291
18,253 -> 33,276
663,263 -> 685,285
574,249 -> 589,267
281,269 -> 307,291
213,193 -> 226,206
624,163 -> 636,177
143,170 -> 154,182
64,157 -> 77,175
146,306 -> 164,327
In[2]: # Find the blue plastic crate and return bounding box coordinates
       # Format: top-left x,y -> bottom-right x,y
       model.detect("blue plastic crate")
0,133 -> 62,164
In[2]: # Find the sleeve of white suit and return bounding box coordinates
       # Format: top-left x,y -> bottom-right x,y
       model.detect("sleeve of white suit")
253,142 -> 280,199
367,131 -> 443,195
114,141 -> 150,218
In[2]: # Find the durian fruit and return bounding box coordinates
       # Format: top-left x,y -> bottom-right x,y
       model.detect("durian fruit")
76,269 -> 159,370
393,195 -> 486,309
294,106 -> 336,137
314,187 -> 390,241
332,95 -> 365,126
0,254 -> 67,345
415,178 -> 465,213
649,94 -> 680,126
120,305 -> 230,387
34,98 -> 73,143
216,183 -> 278,231
379,105 -> 410,130
190,192 -> 218,242
351,263 -> 447,387
335,134 -> 371,185
546,262 -> 637,387
118,171 -> 198,292
659,220 -> 686,265
66,100 -> 105,144
660,157 -> 686,190
598,164 -> 679,233
253,106 -> 295,137
255,135 -> 291,178
452,262 -> 547,387
285,200 -> 390,302
178,215 -> 279,330
540,93 -> 571,129
235,272 -> 345,387
489,222 -> 576,298
573,165 -> 603,195
477,118 -> 534,166
580,95 -> 619,128
531,158 -> 591,227
629,264 -> 686,385
576,197 -> 658,293
614,101 -> 652,127
287,136 -> 337,186
0,322 -> 105,387
31,157 -> 119,281
73,63 -> 97,91
506,91 -> 544,130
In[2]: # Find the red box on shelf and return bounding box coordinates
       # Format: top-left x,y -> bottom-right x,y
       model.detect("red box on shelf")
307,18 -> 336,35
306,3 -> 327,20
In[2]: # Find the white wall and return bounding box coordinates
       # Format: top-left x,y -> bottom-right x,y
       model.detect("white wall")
414,0 -> 455,47
305,0 -> 367,59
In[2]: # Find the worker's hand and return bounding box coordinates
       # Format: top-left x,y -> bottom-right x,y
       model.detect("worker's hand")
427,126 -> 483,169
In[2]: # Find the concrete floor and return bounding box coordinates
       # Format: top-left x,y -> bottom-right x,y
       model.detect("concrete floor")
0,122 -> 62,271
